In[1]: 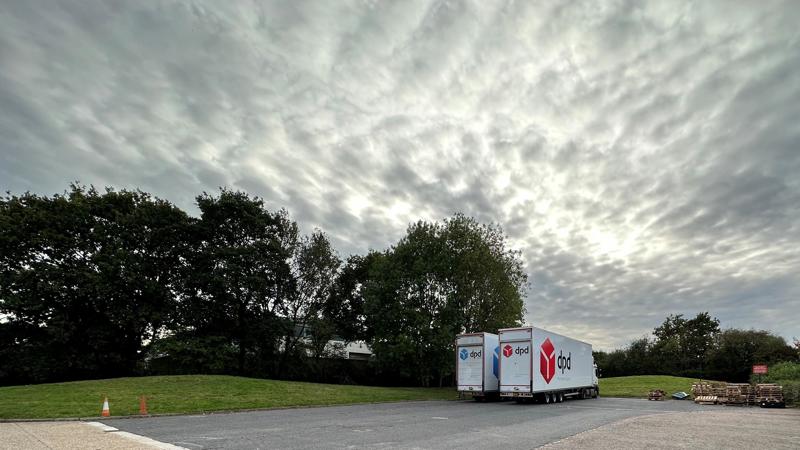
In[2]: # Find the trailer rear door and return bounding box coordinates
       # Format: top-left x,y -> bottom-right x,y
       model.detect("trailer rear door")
456,334 -> 484,391
499,328 -> 532,393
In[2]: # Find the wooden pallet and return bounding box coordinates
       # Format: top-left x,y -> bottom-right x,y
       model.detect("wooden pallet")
725,384 -> 750,405
694,395 -> 718,405
692,382 -> 714,401
755,383 -> 784,407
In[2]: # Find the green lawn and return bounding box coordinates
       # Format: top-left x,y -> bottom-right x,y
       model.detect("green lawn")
0,375 -> 456,419
0,374 -> 711,419
600,375 -> 704,398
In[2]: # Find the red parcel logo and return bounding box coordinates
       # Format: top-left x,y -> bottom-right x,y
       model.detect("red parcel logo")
540,337 -> 556,383
502,344 -> 513,357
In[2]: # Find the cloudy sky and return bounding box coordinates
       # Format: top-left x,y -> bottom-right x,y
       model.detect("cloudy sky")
2,0 -> 799,349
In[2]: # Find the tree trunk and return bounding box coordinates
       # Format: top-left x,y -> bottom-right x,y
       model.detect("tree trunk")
238,300 -> 246,374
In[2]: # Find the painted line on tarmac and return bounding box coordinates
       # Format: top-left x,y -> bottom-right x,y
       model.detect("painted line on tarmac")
85,421 -> 119,432
84,422 -> 188,449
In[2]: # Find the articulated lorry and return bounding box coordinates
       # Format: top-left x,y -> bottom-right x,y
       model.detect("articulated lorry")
455,332 -> 500,401
499,326 -> 598,403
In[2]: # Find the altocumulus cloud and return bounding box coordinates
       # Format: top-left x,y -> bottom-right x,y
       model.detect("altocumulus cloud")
1,0 -> 798,349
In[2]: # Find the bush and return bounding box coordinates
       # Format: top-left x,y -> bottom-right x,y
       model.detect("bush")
751,361 -> 800,384
777,380 -> 800,406
766,362 -> 800,381
748,362 -> 800,406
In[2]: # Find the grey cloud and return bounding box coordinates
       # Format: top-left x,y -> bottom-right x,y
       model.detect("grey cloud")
1,0 -> 799,349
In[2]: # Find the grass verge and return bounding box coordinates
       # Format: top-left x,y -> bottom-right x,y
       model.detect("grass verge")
0,375 -> 456,419
599,375 -> 704,398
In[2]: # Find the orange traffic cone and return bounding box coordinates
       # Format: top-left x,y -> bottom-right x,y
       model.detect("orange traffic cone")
101,397 -> 110,417
139,396 -> 148,416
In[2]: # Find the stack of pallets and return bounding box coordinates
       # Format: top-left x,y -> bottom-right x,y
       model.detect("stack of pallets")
692,382 -> 717,404
741,383 -> 756,405
755,384 -> 785,408
725,384 -> 750,406
648,389 -> 666,401
712,384 -> 728,404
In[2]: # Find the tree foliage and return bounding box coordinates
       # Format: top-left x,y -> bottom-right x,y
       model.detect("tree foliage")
177,190 -> 297,375
1,185 -> 528,386
597,312 -> 797,381
0,186 -> 189,383
364,215 -> 526,386
4,184 -> 796,387
651,312 -> 720,377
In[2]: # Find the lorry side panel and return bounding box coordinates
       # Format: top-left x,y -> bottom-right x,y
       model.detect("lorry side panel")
532,327 -> 593,392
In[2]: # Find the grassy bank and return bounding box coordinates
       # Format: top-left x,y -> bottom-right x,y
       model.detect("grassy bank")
0,375 -> 456,419
599,375 -> 702,398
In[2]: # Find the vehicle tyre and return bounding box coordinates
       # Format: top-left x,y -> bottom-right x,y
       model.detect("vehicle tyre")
544,393 -> 551,404
558,392 -> 564,403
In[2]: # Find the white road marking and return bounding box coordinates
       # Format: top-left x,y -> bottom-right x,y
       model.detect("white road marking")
83,422 -> 189,449
84,421 -> 118,432
114,431 -> 190,449
431,417 -> 448,420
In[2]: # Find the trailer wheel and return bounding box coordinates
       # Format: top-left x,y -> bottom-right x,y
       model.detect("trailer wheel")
558,392 -> 564,403
544,393 -> 551,404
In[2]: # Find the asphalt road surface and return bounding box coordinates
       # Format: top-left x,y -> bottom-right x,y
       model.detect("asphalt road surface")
102,397 -> 712,449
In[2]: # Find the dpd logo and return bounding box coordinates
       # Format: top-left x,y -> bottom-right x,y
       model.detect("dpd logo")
459,348 -> 469,360
503,344 -> 530,357
557,350 -> 571,373
540,338 -> 556,383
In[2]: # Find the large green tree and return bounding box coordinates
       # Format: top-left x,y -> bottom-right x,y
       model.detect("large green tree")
0,186 -> 189,383
177,190 -> 296,375
323,253 -> 381,344
364,214 -> 526,386
651,312 -> 720,377
281,230 -> 341,364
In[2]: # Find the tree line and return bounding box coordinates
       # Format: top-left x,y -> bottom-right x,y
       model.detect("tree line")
594,312 -> 800,382
0,185 -> 526,386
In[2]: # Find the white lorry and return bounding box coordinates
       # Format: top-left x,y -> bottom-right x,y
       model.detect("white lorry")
455,332 -> 500,401
499,326 -> 598,403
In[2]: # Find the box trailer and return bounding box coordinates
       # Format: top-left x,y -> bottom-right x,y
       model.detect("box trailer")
499,326 -> 598,403
455,332 -> 500,400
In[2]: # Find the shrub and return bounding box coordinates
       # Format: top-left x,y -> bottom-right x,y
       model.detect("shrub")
766,362 -> 800,381
778,380 -> 800,406
749,362 -> 800,406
